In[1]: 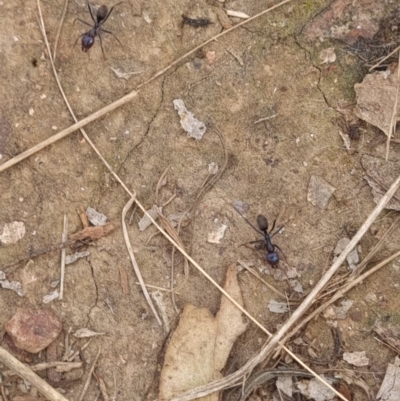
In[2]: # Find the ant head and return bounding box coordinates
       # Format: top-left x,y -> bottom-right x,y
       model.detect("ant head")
267,252 -> 279,266
82,35 -> 95,52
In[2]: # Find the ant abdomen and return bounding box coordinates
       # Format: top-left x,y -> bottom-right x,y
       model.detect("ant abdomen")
97,6 -> 109,22
256,214 -> 268,232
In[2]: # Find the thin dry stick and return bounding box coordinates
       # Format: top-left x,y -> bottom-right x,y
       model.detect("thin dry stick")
0,346 -> 70,401
169,173 -> 400,401
155,164 -> 171,204
237,259 -> 286,299
135,282 -> 176,292
3,361 -> 82,377
66,338 -> 92,362
78,348 -> 101,401
122,194 -> 162,326
0,0 -> 293,174
369,44 -> 400,71
386,51 -> 400,160
0,384 -> 7,401
59,213 -> 67,300
53,0 -> 69,61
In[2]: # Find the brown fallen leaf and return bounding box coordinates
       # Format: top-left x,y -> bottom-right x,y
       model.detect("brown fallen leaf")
354,67 -> 400,137
69,222 -> 115,241
159,264 -> 247,401
361,155 -> 400,211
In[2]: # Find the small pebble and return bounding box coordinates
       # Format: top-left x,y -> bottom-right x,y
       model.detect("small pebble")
6,309 -> 62,353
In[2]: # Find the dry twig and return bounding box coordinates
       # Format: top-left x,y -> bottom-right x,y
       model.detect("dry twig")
386,51 -> 400,160
122,194 -> 162,326
0,346 -> 70,401
53,0 -> 69,61
59,214 -> 67,300
78,348 -> 101,401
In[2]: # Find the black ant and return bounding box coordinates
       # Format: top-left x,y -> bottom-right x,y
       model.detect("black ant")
182,15 -> 213,28
74,3 -> 124,56
232,206 -> 285,266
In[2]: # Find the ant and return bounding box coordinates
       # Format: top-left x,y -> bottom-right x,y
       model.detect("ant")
74,3 -> 124,56
232,205 -> 285,266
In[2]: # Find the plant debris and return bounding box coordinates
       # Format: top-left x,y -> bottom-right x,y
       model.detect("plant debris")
354,67 -> 400,137
73,328 -> 106,338
343,351 -> 369,367
361,155 -> 400,211
297,375 -> 336,401
173,99 -> 207,140
333,237 -> 359,270
307,175 -> 336,209
268,300 -> 289,314
0,270 -> 24,296
376,356 -> 400,400
138,205 -> 161,231
86,207 -> 107,226
0,221 -> 25,244
159,265 -> 247,401
207,224 -> 227,244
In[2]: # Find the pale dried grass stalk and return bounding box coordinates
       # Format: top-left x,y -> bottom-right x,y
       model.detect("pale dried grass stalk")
122,195 -> 162,326
59,214 -> 67,300
0,346 -> 70,401
78,348 -> 101,401
53,0 -> 68,61
385,51 -> 400,160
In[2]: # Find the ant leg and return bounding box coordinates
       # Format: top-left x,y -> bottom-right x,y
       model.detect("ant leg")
100,28 -> 123,48
248,240 -> 264,245
270,225 -> 284,238
87,3 -> 97,23
274,244 -> 287,262
73,33 -> 86,48
74,18 -> 92,27
97,33 -> 107,59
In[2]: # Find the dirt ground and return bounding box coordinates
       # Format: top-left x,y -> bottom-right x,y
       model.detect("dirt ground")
1,0 -> 400,400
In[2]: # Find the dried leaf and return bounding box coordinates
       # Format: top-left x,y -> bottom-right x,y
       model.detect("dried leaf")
173,99 -> 207,140
268,300 -> 289,314
43,289 -> 60,304
354,67 -> 400,136
159,265 -> 247,401
361,155 -> 400,211
307,175 -> 336,209
0,221 -> 25,244
86,207 -> 107,226
297,375 -> 336,401
343,351 -> 369,367
376,357 -> 400,400
207,224 -> 227,244
73,328 -> 106,338
0,270 -> 24,296
226,10 -> 249,19
138,206 -> 161,231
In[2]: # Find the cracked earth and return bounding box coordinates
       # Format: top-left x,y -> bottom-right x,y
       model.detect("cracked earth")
1,1 -> 400,400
